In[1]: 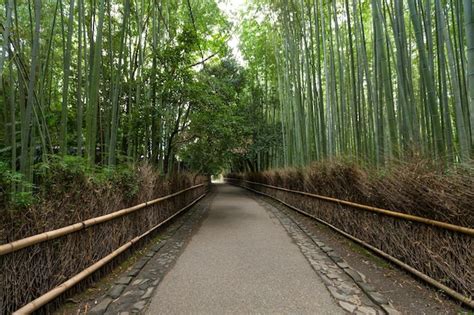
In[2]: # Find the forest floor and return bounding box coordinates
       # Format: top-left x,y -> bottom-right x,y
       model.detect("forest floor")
55,184 -> 468,314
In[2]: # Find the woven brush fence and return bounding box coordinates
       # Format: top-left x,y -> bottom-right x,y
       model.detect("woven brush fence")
227,167 -> 473,302
0,173 -> 208,314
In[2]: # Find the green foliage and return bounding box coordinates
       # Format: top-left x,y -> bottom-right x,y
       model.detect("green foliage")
0,0 -> 231,180
33,156 -> 139,202
0,154 -> 142,211
234,0 -> 474,171
2,0 -> 472,201
178,57 -> 282,175
0,162 -> 35,208
179,59 -> 247,175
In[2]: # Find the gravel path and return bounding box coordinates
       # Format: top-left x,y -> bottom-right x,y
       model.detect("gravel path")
146,184 -> 344,314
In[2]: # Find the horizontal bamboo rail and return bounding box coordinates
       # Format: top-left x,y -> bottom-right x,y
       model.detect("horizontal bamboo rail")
229,181 -> 474,309
225,178 -> 474,236
0,183 -> 206,256
13,193 -> 207,314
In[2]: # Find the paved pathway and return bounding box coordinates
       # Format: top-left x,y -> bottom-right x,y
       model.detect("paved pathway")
146,184 -> 344,314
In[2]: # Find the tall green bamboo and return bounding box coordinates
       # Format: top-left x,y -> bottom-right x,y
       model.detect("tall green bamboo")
86,0 -> 105,165
464,0 -> 474,147
60,0 -> 75,155
20,0 -> 41,183
108,0 -> 130,166
238,0 -> 473,170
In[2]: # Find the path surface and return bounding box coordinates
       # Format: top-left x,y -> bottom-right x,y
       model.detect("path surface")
146,184 -> 343,314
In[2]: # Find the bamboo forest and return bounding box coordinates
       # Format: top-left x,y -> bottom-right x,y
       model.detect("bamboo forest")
1,1 -> 474,314
1,0 -> 474,179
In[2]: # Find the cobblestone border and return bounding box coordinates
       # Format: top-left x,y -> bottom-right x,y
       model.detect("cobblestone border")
87,192 -> 215,315
252,193 -> 401,315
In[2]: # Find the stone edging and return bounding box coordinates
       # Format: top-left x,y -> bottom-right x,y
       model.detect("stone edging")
87,192 -> 214,315
253,193 -> 400,315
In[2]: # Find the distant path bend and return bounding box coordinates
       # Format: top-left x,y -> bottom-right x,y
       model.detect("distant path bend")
146,183 -> 343,314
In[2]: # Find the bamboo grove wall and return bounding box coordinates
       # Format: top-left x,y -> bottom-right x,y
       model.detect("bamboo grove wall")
0,179 -> 209,314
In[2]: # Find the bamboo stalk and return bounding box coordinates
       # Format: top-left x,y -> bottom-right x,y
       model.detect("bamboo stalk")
225,178 -> 473,236
12,193 -> 207,314
0,184 -> 205,256
231,182 -> 474,309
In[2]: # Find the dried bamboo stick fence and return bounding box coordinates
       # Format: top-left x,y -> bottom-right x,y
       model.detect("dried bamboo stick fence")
226,178 -> 473,309
12,193 -> 206,314
0,184 -> 206,256
1,182 -> 208,314
226,179 -> 473,235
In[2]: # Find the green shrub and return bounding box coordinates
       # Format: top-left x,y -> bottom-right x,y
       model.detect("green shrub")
0,162 -> 35,208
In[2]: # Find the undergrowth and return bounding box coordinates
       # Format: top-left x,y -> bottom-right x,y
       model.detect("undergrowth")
0,162 -> 35,208
35,156 -> 140,206
0,155 -> 204,243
